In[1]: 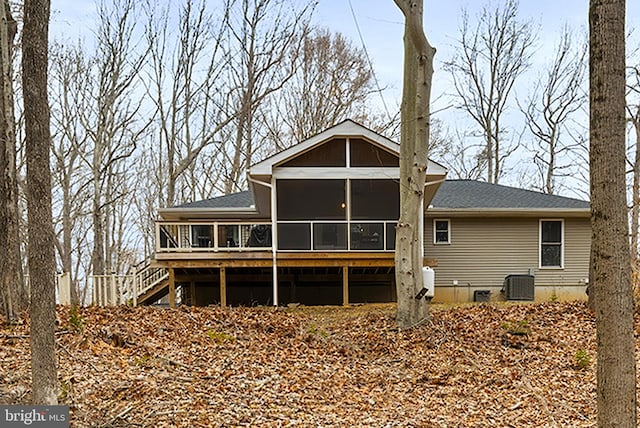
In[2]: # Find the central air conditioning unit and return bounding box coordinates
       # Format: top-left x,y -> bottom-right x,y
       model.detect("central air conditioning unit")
503,274 -> 535,301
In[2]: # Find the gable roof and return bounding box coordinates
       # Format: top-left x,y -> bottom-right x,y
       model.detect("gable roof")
429,180 -> 589,216
248,119 -> 448,177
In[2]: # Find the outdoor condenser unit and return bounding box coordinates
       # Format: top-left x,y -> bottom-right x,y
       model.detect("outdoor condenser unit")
503,274 -> 534,301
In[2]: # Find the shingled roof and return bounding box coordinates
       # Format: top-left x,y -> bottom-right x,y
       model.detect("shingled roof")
431,180 -> 589,210
169,180 -> 589,211
174,191 -> 254,209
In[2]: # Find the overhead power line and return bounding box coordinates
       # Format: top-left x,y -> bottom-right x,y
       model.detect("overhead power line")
347,0 -> 393,122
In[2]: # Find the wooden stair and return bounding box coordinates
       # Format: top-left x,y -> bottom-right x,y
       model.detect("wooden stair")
93,261 -> 169,306
130,261 -> 170,306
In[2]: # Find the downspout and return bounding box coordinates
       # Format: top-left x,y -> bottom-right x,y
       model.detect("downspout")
248,176 -> 278,306
420,197 -> 424,258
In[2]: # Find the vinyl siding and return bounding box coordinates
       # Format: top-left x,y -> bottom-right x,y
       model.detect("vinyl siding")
423,216 -> 590,290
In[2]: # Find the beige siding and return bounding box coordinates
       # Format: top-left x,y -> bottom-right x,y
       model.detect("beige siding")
423,216 -> 590,302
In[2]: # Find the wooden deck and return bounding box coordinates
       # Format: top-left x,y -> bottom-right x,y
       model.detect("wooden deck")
147,251 -> 437,308
153,251 -> 437,268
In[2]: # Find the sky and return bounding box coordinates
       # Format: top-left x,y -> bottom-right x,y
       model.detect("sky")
312,0 -> 637,118
49,0 -> 639,117
47,0 -> 640,193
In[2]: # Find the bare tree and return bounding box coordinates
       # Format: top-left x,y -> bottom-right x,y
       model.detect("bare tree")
144,0 -> 237,206
83,0 -> 148,277
49,41 -> 93,304
589,0 -> 637,425
130,139 -> 162,259
393,0 -> 435,329
627,65 -> 640,266
262,27 -> 375,150
0,0 -> 26,321
440,129 -> 487,180
23,0 -> 58,404
221,0 -> 314,193
444,0 -> 535,183
520,26 -> 587,194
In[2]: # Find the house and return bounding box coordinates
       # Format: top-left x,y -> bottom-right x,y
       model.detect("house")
134,120 -> 590,307
425,180 -> 590,302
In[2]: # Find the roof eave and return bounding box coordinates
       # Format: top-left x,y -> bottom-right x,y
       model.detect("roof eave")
425,207 -> 590,218
158,207 -> 259,221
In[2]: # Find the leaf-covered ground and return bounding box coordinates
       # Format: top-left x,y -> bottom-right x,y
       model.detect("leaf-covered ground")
0,301 -> 634,427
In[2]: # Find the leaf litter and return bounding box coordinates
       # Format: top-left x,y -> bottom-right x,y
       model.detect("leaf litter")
0,301 -> 630,427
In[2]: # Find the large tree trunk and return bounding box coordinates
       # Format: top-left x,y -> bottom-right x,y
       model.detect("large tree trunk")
393,0 -> 435,330
23,0 -> 58,404
589,0 -> 636,425
0,0 -> 26,322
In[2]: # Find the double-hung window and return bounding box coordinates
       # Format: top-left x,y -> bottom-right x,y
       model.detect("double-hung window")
434,219 -> 450,244
540,220 -> 563,268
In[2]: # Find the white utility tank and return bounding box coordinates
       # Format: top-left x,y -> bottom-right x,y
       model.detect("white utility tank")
422,266 -> 435,298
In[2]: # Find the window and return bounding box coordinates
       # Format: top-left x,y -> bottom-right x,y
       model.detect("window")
434,219 -> 450,244
540,220 -> 563,268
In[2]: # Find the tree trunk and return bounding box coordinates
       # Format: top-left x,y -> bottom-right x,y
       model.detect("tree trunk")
22,0 -> 58,404
393,0 -> 435,330
630,108 -> 640,271
0,0 -> 26,321
589,0 -> 636,425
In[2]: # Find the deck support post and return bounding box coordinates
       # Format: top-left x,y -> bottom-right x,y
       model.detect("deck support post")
342,266 -> 349,306
220,267 -> 227,308
270,176 -> 279,307
290,274 -> 297,303
132,267 -> 138,307
168,268 -> 176,309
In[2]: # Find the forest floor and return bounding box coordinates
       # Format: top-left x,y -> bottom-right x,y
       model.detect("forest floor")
0,301 -> 631,427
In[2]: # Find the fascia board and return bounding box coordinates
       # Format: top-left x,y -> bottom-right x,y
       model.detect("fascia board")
158,207 -> 259,221
424,208 -> 590,218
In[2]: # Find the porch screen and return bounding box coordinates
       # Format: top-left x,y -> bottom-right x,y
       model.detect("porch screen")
351,179 -> 400,220
349,138 -> 399,167
277,179 -> 346,220
278,223 -> 311,250
281,138 -> 346,167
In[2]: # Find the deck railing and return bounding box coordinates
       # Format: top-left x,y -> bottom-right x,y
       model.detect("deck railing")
277,220 -> 396,251
155,220 -> 397,253
91,261 -> 170,307
132,261 -> 170,302
156,221 -> 273,253
92,274 -> 133,306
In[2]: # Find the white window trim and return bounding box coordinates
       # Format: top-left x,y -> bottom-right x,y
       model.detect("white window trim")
433,219 -> 451,244
539,219 -> 564,269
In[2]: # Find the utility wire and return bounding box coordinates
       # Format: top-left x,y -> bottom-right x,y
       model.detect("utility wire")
347,0 -> 393,123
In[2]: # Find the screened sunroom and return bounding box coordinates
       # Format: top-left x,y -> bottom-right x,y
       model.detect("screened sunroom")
276,178 -> 399,251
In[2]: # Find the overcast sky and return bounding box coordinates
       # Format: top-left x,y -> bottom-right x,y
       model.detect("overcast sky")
313,0 -> 638,118
49,0 -> 639,116
45,0 -> 639,195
